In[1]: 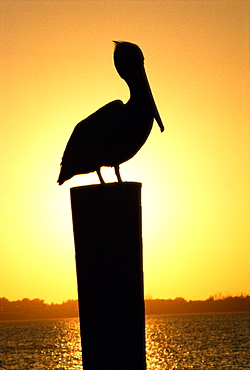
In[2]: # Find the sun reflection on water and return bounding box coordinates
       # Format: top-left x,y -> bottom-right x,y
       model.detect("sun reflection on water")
0,313 -> 249,369
0,318 -> 83,370
145,313 -> 250,370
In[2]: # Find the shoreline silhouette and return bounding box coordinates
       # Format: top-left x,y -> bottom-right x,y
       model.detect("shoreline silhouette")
0,295 -> 249,321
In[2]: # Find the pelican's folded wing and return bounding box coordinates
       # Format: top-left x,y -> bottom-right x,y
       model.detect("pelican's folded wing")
58,100 -> 124,184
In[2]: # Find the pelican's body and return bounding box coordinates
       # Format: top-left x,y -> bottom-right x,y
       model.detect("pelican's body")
58,42 -> 164,185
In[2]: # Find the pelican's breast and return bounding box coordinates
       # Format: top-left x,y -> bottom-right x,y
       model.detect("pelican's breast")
108,101 -> 154,165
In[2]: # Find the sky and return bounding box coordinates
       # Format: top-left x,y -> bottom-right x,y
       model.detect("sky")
1,0 -> 249,303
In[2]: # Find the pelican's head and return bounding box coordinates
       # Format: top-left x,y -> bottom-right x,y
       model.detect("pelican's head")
113,41 -> 164,132
113,41 -> 144,81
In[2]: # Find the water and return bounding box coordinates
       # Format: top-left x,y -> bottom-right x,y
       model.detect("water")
0,318 -> 82,370
0,312 -> 249,369
146,312 -> 250,369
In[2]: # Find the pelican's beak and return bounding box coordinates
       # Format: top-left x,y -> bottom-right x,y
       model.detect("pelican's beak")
142,67 -> 164,132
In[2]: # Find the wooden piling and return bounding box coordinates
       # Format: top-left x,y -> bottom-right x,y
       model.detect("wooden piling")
70,182 -> 146,370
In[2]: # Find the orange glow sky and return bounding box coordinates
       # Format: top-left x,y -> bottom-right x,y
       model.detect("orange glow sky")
1,0 -> 249,303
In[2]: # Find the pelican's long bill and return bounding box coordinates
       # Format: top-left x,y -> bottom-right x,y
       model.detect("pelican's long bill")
142,66 -> 164,132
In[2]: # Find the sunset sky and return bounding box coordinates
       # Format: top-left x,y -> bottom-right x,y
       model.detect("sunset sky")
1,0 -> 249,303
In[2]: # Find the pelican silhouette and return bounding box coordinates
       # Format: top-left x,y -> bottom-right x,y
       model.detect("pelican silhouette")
58,41 -> 164,185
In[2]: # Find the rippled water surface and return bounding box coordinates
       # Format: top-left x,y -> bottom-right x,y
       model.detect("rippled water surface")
146,312 -> 250,370
0,312 -> 249,369
0,318 -> 82,369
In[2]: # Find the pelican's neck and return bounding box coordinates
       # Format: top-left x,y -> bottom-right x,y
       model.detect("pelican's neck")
120,65 -> 159,120
126,78 -> 150,106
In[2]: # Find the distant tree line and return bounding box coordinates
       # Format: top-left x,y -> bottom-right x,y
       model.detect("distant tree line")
0,298 -> 78,321
145,295 -> 250,315
0,295 -> 249,321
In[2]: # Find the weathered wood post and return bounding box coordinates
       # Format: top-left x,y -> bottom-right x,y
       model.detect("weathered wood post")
70,182 -> 146,370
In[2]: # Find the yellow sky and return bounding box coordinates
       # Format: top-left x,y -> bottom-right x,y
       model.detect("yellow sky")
1,0 -> 249,303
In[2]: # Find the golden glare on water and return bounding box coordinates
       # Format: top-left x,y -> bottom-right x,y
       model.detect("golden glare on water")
1,0 -> 249,303
1,314 -> 249,369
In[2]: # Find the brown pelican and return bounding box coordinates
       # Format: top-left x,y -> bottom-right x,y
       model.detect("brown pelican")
58,41 -> 164,185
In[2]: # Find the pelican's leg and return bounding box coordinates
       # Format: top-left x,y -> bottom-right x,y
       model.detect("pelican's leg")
97,167 -> 105,184
115,165 -> 122,183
